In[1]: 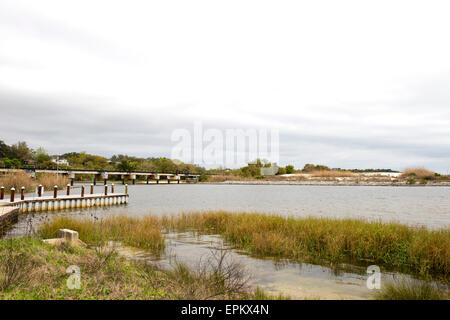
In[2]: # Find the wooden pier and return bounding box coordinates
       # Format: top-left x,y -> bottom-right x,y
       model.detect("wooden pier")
0,184 -> 129,213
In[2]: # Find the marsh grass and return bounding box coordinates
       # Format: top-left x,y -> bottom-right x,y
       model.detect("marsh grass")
252,286 -> 291,300
0,172 -> 69,193
37,212 -> 450,283
162,212 -> 449,282
36,173 -> 69,190
0,238 -> 36,291
0,171 -> 34,192
376,278 -> 448,300
0,237 -> 275,300
148,249 -> 252,300
0,237 -> 168,299
39,215 -> 165,254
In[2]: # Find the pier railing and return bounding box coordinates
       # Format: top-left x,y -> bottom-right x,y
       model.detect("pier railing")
0,183 -> 129,213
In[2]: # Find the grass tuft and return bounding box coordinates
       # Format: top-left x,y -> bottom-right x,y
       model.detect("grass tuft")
376,279 -> 448,300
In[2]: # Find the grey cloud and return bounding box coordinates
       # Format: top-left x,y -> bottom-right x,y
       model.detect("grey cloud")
0,4 -> 138,65
2,77 -> 450,172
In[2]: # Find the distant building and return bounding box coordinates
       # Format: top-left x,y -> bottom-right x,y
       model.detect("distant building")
51,157 -> 69,166
23,159 -> 36,166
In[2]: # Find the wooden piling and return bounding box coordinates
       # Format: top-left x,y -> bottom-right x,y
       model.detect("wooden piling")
66,184 -> 70,196
111,184 -> 114,194
10,188 -> 15,202
53,185 -> 58,198
81,186 -> 85,197
21,187 -> 25,200
1,186 -> 4,200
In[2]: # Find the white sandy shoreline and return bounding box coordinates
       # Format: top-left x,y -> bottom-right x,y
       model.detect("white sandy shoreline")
201,181 -> 450,187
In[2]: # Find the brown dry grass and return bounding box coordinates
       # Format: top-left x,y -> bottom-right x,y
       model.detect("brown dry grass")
36,173 -> 69,189
0,171 -> 34,192
206,175 -> 255,182
310,170 -> 355,177
400,168 -> 436,179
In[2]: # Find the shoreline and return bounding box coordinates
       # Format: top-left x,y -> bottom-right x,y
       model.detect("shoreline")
201,180 -> 450,187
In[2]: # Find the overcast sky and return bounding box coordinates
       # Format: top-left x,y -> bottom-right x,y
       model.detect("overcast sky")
1,0 -> 450,171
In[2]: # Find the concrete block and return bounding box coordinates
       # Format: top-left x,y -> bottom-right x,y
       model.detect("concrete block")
43,228 -> 86,247
58,229 -> 79,242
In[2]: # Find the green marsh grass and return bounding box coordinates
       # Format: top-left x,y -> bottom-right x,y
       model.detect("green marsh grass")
376,279 -> 448,300
39,215 -> 165,254
38,212 -> 450,282
0,237 -> 272,300
162,211 -> 450,282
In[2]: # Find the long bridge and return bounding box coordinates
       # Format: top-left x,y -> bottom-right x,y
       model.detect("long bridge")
0,168 -> 200,185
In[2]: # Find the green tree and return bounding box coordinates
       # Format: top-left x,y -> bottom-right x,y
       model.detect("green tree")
9,141 -> 33,162
285,165 -> 295,174
117,159 -> 138,172
66,152 -> 109,170
0,140 -> 11,158
34,147 -> 51,164
303,163 -> 330,172
1,158 -> 21,168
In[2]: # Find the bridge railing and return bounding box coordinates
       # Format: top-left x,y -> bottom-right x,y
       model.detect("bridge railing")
0,166 -> 201,176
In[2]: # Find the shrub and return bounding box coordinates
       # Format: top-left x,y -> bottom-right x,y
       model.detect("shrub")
303,164 -> 330,172
285,165 -> 295,174
401,168 -> 436,180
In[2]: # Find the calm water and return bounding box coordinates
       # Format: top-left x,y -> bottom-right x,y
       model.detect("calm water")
5,183 -> 449,299
125,184 -> 450,228
18,183 -> 448,227
117,232 -> 377,300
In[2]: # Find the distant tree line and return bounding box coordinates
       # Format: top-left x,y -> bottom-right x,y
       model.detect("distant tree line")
1,139 -> 397,175
0,140 -> 206,174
